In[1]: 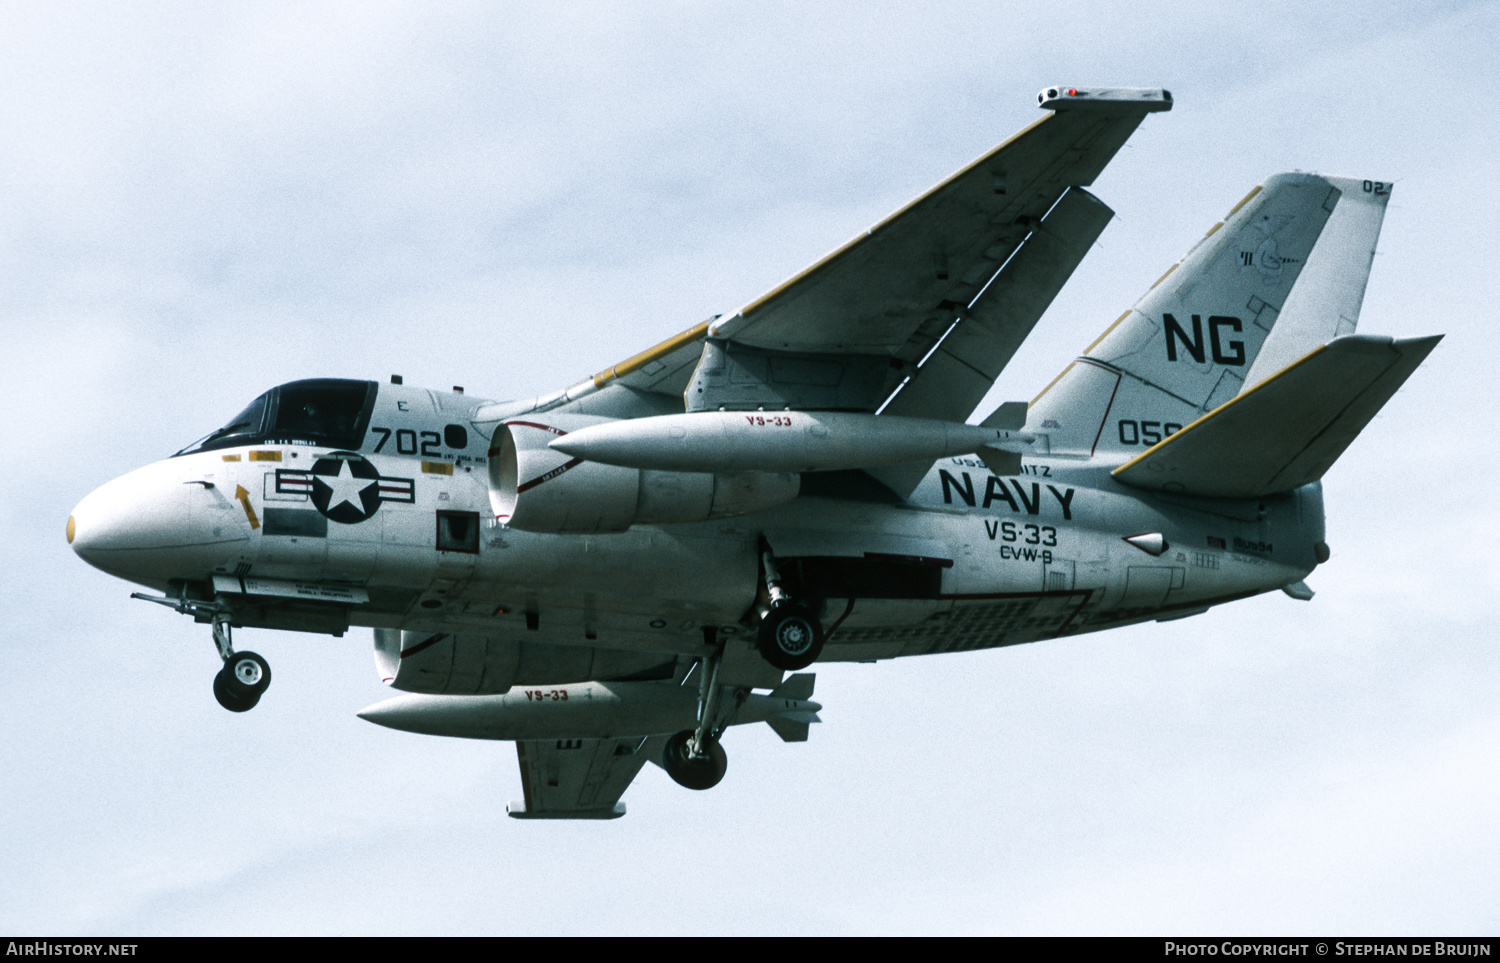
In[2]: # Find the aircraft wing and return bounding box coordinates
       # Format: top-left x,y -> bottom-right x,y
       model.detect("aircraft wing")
713,102 -> 1149,356
505,734 -> 667,820
707,87 -> 1172,420
580,321 -> 715,405
525,87 -> 1171,426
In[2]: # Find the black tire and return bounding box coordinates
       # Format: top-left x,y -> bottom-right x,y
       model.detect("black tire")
213,669 -> 258,713
224,651 -> 271,699
662,730 -> 728,791
756,601 -> 824,671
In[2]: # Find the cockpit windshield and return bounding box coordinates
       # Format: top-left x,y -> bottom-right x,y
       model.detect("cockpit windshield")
174,379 -> 377,456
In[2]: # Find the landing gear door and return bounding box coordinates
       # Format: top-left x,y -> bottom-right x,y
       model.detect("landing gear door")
762,528 -> 954,650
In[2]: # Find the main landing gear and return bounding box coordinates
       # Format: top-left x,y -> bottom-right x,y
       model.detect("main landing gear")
755,547 -> 825,671
662,632 -> 739,791
210,616 -> 271,712
661,549 -> 827,792
662,730 -> 727,790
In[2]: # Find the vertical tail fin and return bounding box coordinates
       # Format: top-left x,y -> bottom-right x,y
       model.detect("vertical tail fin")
1242,176 -> 1391,387
1028,173 -> 1392,460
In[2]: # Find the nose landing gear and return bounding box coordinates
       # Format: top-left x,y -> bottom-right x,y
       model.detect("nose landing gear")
127,587 -> 274,713
210,617 -> 271,712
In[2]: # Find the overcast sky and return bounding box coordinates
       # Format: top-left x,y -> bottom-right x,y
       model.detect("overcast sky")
2,1 -> 1497,935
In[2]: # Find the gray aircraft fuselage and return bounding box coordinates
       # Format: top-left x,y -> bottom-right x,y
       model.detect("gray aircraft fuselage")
69,377 -> 1322,670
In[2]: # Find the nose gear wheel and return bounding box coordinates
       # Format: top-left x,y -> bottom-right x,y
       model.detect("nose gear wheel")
225,651 -> 271,698
213,669 -> 256,712
208,616 -> 272,712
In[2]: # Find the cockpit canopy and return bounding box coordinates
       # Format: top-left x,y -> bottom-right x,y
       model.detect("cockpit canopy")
175,379 -> 377,456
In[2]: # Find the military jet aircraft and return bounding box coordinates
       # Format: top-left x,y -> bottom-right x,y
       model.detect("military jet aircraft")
68,85 -> 1439,818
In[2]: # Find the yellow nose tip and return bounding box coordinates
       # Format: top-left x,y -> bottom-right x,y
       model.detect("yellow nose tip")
67,515 -> 76,544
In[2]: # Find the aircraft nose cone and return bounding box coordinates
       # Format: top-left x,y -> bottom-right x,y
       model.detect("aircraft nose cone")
69,458 -> 249,581
70,467 -> 187,561
68,484 -> 122,568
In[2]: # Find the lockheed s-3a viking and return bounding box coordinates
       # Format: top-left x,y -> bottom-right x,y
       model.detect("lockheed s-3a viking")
68,86 -> 1438,818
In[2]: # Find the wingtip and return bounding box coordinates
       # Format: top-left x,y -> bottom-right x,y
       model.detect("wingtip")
1037,85 -> 1173,112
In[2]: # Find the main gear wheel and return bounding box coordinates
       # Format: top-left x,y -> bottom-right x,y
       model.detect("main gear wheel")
662,730 -> 728,790
756,600 -> 824,671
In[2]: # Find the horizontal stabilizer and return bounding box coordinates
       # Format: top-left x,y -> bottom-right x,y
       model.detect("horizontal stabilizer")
1112,334 -> 1440,498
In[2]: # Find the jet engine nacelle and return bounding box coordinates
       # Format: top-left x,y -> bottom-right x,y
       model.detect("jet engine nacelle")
489,414 -> 799,533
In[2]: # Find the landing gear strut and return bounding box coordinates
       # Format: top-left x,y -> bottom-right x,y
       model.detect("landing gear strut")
662,632 -> 741,791
755,548 -> 824,671
128,587 -> 274,713
210,616 -> 271,712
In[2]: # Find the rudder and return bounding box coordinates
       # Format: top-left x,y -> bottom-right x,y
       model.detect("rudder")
1028,173 -> 1389,460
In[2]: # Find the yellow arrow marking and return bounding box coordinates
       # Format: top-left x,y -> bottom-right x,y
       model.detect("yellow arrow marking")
234,484 -> 260,530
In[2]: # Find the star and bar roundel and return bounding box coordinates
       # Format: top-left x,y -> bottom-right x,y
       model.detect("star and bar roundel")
274,452 -> 416,524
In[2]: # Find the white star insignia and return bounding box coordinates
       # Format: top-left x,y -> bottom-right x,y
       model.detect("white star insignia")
319,459 -> 375,513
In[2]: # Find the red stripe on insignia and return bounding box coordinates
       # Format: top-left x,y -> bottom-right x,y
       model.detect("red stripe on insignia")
275,470 -> 315,494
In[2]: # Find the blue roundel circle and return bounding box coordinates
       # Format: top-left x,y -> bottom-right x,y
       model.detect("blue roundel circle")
310,452 -> 383,524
